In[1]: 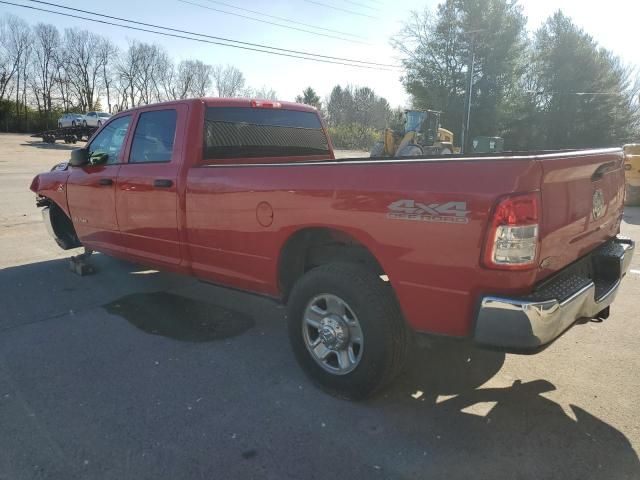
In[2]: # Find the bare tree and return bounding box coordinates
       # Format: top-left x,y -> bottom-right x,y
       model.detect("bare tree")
174,59 -> 212,99
63,28 -> 106,110
116,41 -> 168,108
115,41 -> 142,110
212,64 -> 245,97
0,16 -> 22,101
96,38 -> 118,113
133,43 -> 164,105
29,23 -> 59,126
246,85 -> 278,100
0,15 -> 31,118
156,50 -> 176,101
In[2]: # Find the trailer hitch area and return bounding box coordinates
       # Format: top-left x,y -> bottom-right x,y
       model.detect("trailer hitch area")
69,247 -> 96,276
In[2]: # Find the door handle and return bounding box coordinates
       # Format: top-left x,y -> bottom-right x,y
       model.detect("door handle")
153,179 -> 173,188
98,178 -> 113,186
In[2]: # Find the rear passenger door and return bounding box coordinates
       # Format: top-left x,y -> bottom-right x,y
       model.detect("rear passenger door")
116,105 -> 187,268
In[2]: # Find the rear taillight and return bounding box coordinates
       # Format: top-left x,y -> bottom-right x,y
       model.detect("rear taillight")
483,192 -> 540,270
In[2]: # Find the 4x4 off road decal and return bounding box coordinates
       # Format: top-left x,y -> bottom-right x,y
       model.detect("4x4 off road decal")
387,199 -> 469,224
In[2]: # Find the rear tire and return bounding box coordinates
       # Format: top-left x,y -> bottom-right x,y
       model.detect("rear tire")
287,263 -> 408,400
397,144 -> 423,157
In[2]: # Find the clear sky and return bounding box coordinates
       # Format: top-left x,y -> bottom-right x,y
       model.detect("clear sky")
2,0 -> 638,107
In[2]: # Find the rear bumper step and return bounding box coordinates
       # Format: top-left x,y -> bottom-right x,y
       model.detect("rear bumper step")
474,236 -> 635,351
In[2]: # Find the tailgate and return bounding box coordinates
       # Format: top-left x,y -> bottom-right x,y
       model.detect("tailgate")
536,148 -> 625,281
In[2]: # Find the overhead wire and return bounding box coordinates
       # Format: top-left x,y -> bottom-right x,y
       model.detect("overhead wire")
197,0 -> 367,40
178,0 -> 367,44
303,0 -> 380,19
343,0 -> 379,11
11,0 -> 401,70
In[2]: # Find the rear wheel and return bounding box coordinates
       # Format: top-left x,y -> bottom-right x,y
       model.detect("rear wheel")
397,144 -> 423,157
287,263 -> 408,400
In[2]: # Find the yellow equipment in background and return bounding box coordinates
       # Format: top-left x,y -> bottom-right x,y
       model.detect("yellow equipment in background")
624,144 -> 640,206
371,110 -> 457,158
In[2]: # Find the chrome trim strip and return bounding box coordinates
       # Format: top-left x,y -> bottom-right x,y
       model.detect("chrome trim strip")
199,148 -> 623,168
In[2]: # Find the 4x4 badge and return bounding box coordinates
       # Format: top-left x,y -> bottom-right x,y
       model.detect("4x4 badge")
387,199 -> 469,224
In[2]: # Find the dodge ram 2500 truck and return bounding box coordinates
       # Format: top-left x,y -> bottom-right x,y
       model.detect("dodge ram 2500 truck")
30,98 -> 635,399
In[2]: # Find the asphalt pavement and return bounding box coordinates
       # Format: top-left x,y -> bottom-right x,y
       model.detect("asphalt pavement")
1,133 -> 639,479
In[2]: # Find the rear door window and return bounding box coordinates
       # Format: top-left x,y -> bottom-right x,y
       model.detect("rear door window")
129,109 -> 177,163
203,107 -> 329,160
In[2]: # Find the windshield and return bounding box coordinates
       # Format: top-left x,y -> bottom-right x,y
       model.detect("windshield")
405,111 -> 426,133
98,112 -> 111,117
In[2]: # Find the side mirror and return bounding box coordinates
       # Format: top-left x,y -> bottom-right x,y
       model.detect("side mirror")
70,148 -> 90,167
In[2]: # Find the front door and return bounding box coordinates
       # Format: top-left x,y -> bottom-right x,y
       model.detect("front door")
116,106 -> 184,267
67,115 -> 133,254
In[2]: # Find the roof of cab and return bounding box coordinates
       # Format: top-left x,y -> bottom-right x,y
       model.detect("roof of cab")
201,97 -> 317,113
114,97 -> 318,115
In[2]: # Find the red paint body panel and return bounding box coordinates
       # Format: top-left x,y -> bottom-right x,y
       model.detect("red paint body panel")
30,98 -> 625,338
66,163 -> 123,254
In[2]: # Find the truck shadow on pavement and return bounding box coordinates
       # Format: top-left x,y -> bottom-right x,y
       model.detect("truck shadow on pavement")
370,342 -> 640,478
103,291 -> 255,341
1,255 -> 638,479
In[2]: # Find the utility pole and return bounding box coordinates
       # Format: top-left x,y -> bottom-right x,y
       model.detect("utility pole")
460,31 -> 481,154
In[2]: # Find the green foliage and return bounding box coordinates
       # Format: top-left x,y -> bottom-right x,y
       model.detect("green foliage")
295,87 -> 322,110
0,98 -> 63,132
328,123 -> 381,151
326,84 -> 392,130
325,84 -> 397,151
525,11 -> 639,148
393,1 -> 639,150
393,0 -> 527,145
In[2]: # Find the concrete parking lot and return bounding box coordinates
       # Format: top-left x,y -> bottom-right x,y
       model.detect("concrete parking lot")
1,132 -> 639,479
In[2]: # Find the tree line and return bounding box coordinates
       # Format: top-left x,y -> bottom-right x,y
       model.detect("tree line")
0,14 -> 276,132
2,2 -> 639,151
392,0 -> 640,150
294,85 -> 402,150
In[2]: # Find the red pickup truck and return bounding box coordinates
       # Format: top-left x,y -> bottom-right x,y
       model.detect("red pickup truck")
30,98 -> 635,399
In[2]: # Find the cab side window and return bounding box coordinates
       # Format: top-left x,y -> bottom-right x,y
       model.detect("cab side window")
129,110 -> 177,163
87,115 -> 131,165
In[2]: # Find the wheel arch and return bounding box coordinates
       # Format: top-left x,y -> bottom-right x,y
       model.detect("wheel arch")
37,195 -> 81,250
277,226 -> 388,302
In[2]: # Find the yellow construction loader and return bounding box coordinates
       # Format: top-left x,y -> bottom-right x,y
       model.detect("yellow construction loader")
624,144 -> 640,205
370,110 -> 457,158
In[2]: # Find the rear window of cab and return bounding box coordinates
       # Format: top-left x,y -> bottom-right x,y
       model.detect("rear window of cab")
203,107 -> 329,160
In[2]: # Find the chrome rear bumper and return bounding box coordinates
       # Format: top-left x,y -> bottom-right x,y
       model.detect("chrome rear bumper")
474,236 -> 635,351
